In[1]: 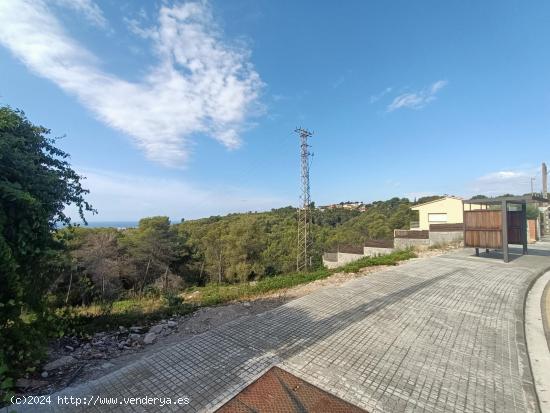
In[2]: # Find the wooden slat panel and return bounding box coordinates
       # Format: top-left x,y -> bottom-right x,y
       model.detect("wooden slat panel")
394,230 -> 429,239
364,239 -> 394,248
338,245 -> 364,254
464,210 -> 501,230
528,220 -> 537,242
508,211 -> 523,244
464,229 -> 502,249
464,210 -> 502,248
429,223 -> 464,232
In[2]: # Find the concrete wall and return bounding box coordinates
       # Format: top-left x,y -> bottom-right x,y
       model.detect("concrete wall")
363,246 -> 394,257
429,231 -> 463,247
322,252 -> 363,269
322,252 -> 338,269
540,206 -> 550,235
323,248 -> 396,269
394,237 -> 430,250
337,252 -> 364,265
322,259 -> 340,270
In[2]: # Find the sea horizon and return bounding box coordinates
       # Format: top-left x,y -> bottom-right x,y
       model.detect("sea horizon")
79,221 -> 138,228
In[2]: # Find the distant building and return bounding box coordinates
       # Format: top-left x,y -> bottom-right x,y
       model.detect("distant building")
318,201 -> 367,212
410,196 -> 469,230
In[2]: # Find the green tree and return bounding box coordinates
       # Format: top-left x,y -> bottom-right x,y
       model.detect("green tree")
526,205 -> 540,220
367,212 -> 392,239
122,217 -> 182,293
415,195 -> 443,204
72,229 -> 122,301
389,204 -> 412,230
0,107 -> 94,396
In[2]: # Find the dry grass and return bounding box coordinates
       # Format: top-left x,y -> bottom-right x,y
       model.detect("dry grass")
60,249 -> 417,334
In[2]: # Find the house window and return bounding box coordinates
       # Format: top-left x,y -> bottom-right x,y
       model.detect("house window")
428,213 -> 447,223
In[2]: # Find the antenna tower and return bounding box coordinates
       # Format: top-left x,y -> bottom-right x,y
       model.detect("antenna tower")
296,127 -> 313,271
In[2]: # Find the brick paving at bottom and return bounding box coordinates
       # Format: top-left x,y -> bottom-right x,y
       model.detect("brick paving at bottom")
10,242 -> 550,413
215,366 -> 366,413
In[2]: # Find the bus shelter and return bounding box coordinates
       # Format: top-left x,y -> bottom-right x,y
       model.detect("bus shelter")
462,196 -> 546,262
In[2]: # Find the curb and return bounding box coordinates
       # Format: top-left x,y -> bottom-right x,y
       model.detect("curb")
543,281 -> 550,353
525,269 -> 550,413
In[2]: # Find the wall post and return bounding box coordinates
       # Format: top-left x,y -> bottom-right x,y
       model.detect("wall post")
501,200 -> 509,263
521,202 -> 528,255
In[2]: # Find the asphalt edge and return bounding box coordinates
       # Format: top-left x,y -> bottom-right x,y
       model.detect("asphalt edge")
524,268 -> 550,413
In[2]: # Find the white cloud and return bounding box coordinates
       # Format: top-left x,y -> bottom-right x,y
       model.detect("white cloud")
369,87 -> 392,104
479,171 -> 527,181
52,0 -> 107,28
387,80 -> 447,112
471,169 -> 536,196
123,13 -> 151,39
0,0 -> 263,167
68,168 -> 290,222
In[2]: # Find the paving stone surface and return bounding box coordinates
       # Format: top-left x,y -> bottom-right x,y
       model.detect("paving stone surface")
9,243 -> 550,413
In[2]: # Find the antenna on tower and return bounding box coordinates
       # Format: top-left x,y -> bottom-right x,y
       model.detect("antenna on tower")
295,127 -> 313,272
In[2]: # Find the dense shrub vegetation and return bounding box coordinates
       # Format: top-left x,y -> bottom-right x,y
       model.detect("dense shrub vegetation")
52,248 -> 417,337
0,107 -> 94,400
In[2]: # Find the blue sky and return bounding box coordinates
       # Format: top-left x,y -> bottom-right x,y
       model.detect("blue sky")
1,0 -> 550,222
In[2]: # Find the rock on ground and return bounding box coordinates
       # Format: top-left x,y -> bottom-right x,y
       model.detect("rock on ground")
43,356 -> 76,371
143,333 -> 157,345
16,378 -> 49,389
148,324 -> 164,334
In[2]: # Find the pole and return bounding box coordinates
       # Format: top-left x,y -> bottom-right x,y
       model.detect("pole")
501,200 -> 509,263
521,202 -> 528,255
295,127 -> 313,272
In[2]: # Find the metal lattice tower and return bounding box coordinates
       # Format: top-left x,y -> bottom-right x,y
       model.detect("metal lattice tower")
542,162 -> 548,198
295,127 -> 313,272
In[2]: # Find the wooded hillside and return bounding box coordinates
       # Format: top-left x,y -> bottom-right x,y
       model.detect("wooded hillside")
55,198 -> 415,306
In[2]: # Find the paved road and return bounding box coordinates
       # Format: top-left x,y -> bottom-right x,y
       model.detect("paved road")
11,243 -> 550,413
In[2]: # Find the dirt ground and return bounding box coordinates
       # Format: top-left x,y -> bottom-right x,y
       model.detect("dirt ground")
19,248 -> 448,396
